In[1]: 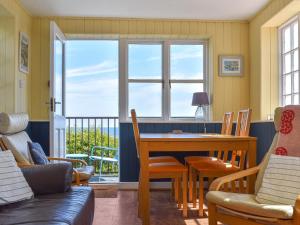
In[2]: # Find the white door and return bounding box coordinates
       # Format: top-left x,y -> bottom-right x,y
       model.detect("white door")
49,21 -> 66,158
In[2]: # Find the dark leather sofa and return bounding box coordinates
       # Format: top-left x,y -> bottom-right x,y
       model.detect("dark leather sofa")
0,163 -> 95,225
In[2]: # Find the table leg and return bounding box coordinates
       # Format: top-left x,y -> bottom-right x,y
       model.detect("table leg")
248,139 -> 257,194
140,142 -> 150,225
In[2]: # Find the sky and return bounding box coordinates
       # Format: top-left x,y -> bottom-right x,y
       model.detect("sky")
65,40 -> 204,118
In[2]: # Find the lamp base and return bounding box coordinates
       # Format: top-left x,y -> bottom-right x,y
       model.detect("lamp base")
195,106 -> 206,121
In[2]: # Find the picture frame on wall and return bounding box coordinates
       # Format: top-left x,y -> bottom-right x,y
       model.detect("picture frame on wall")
19,32 -> 29,74
219,55 -> 243,76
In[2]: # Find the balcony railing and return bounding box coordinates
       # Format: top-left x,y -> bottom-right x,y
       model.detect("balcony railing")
66,117 -> 119,175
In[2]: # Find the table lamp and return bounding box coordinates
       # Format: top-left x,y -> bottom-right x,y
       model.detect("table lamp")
192,92 -> 209,121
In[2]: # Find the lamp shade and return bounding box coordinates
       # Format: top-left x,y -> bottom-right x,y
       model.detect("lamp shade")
192,92 -> 209,106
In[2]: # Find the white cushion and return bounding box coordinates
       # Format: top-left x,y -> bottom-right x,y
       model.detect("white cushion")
0,113 -> 29,135
2,132 -> 33,165
0,150 -> 33,205
206,191 -> 293,219
256,154 -> 300,205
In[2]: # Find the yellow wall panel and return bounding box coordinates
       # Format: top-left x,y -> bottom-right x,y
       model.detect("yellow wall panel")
0,0 -> 32,114
250,0 -> 300,120
30,17 -> 250,120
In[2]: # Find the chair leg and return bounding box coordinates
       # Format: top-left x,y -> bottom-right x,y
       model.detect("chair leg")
182,172 -> 188,217
177,177 -> 182,209
192,168 -> 197,208
138,174 -> 142,218
171,178 -> 175,199
199,176 -> 204,217
207,201 -> 218,225
188,164 -> 193,202
175,178 -> 179,203
99,159 -> 103,177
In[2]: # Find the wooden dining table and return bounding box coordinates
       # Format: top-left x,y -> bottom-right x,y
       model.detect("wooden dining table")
138,133 -> 257,225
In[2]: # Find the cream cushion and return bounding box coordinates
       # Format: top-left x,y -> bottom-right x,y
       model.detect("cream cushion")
206,191 -> 294,219
0,113 -> 29,135
0,150 -> 33,205
255,107 -> 283,194
72,166 -> 95,182
256,154 -> 300,205
2,132 -> 33,165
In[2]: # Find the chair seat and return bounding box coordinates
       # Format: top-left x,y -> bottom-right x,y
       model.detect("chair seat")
206,191 -> 293,220
90,156 -> 118,162
185,156 -> 217,164
191,159 -> 239,176
149,162 -> 187,173
73,166 -> 95,182
149,156 -> 178,163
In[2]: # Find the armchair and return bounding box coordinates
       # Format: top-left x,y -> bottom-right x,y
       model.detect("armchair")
206,107 -> 300,225
0,112 -> 94,185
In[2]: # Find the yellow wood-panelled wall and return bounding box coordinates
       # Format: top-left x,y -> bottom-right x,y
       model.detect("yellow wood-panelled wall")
31,17 -> 250,121
3,0 -> 300,121
249,0 -> 295,120
0,0 -> 32,114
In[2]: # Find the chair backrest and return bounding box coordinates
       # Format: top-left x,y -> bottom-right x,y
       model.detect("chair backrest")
235,109 -> 252,137
231,109 -> 252,167
131,109 -> 140,158
221,112 -> 234,135
0,113 -> 33,165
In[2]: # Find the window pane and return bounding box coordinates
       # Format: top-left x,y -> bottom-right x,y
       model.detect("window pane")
284,27 -> 291,53
128,44 -> 162,79
65,40 -> 119,117
171,83 -> 204,117
285,95 -> 292,105
293,50 -> 298,71
128,83 -> 162,117
284,74 -> 292,95
294,94 -> 299,104
294,72 -> 299,93
284,53 -> 292,74
170,44 -> 204,79
293,22 -> 298,49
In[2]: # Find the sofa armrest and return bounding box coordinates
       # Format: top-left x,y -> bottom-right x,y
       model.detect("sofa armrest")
21,163 -> 73,195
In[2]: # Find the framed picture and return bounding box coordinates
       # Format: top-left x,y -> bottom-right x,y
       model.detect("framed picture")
219,55 -> 243,76
19,32 -> 29,74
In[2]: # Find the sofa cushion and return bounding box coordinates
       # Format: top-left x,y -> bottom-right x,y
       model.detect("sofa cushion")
256,154 -> 300,205
206,191 -> 293,219
0,113 -> 29,135
21,163 -> 73,195
0,187 -> 95,225
28,142 -> 49,165
2,131 -> 33,165
0,151 -> 33,206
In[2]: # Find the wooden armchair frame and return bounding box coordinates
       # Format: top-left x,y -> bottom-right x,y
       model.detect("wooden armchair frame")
0,138 -> 88,185
207,165 -> 300,225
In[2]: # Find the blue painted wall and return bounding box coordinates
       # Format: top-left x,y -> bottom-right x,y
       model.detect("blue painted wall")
28,121 -> 276,182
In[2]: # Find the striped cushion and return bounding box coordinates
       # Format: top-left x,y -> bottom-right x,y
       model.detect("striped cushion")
256,154 -> 300,205
0,150 -> 33,205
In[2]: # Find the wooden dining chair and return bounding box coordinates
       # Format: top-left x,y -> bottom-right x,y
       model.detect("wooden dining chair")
191,109 -> 252,216
131,109 -> 188,217
185,112 -> 234,202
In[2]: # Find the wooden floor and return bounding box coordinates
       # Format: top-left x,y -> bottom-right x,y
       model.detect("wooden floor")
93,190 -> 213,225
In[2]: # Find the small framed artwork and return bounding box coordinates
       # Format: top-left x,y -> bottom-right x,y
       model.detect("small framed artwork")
219,55 -> 243,76
19,32 -> 29,74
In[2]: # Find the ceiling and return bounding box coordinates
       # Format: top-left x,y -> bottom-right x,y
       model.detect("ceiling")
19,0 -> 270,20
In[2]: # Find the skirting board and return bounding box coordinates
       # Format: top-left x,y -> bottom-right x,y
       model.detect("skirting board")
91,181 -> 209,190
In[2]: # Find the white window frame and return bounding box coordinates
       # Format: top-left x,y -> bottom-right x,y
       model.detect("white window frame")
119,39 -> 209,122
279,15 -> 300,106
